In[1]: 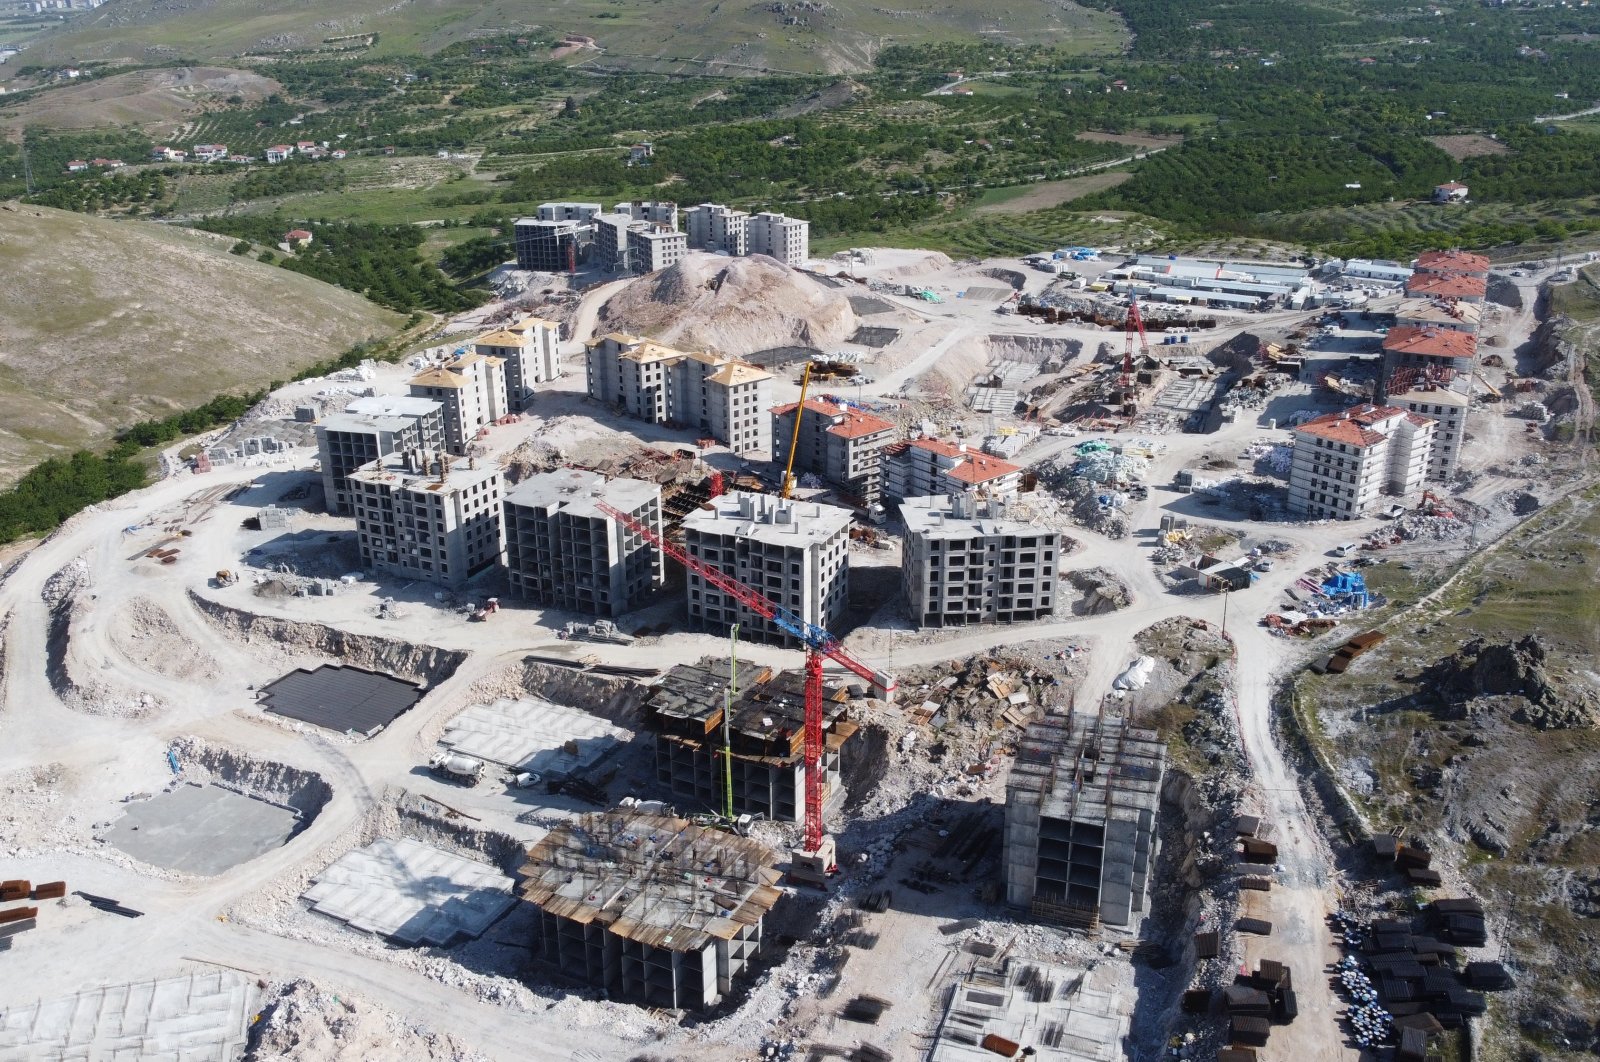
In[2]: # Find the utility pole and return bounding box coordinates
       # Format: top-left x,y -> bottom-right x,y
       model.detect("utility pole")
1220,586 -> 1231,640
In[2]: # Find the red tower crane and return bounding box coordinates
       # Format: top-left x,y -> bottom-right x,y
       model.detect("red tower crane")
1121,293 -> 1150,390
595,500 -> 896,880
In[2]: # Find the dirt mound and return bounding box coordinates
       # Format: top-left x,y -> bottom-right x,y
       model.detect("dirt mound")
596,253 -> 857,355
108,596 -> 220,682
244,979 -> 492,1062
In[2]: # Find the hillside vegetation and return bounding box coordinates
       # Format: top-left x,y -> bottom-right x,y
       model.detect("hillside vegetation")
6,0 -> 1125,75
0,204 -> 401,486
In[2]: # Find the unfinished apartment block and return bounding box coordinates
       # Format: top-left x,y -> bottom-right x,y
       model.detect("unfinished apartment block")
315,395 -> 444,515
900,492 -> 1060,628
471,314 -> 562,411
681,491 -> 850,647
517,810 -> 783,1010
1004,711 -> 1166,930
409,351 -> 509,455
647,660 -> 858,822
502,468 -> 663,615
349,450 -> 504,587
770,398 -> 896,506
584,334 -> 773,455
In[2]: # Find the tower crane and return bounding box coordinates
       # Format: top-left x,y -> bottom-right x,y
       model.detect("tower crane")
1120,293 -> 1151,416
595,499 -> 896,884
781,362 -> 814,499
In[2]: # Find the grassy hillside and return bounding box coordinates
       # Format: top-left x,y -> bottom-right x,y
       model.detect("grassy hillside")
9,0 -> 1125,75
0,203 -> 401,485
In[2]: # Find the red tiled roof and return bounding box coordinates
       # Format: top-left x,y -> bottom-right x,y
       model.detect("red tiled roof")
1295,404 -> 1408,447
1381,326 -> 1477,361
827,410 -> 894,440
906,437 -> 1021,483
1435,182 -> 1467,191
1405,272 -> 1486,299
770,398 -> 843,419
1415,249 -> 1488,274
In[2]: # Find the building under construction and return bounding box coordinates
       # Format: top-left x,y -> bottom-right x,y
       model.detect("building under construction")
517,809 -> 782,1010
1002,710 -> 1166,930
646,660 -> 858,823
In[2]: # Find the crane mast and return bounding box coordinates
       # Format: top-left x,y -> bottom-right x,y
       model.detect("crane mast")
594,499 -> 895,872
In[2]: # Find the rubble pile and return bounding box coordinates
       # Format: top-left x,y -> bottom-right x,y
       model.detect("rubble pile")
244,979 -> 494,1062
1066,567 -> 1131,614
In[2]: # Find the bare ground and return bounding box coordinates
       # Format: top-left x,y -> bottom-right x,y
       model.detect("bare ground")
976,171 -> 1133,214
1427,134 -> 1510,161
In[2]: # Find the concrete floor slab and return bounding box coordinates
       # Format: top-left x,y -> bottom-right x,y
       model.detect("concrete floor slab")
439,696 -> 626,775
100,783 -> 300,875
0,971 -> 256,1061
303,837 -> 516,947
929,958 -> 1128,1062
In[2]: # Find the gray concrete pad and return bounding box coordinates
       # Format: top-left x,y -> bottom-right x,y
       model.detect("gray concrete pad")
101,783 -> 300,875
438,696 -> 625,774
303,838 -> 516,947
0,970 -> 256,1061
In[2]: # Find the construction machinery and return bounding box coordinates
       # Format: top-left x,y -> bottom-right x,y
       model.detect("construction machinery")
595,500 -> 895,886
781,362 -> 813,499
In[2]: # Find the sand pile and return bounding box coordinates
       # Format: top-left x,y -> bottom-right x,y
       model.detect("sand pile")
245,980 -> 492,1062
596,253 -> 858,355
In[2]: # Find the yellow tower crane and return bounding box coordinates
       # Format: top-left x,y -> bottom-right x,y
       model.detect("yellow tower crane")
781,362 -> 813,499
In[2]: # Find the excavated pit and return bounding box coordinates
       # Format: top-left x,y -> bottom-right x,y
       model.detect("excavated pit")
188,592 -> 467,686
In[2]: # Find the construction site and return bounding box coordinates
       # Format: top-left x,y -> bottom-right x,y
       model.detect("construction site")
0,240 -> 1586,1062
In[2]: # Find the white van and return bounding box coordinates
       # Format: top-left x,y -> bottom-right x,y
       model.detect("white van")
1332,542 -> 1360,557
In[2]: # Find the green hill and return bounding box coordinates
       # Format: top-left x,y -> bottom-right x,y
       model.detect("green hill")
0,203 -> 402,486
10,0 -> 1124,75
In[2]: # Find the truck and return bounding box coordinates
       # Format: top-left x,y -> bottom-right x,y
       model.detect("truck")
429,752 -> 484,785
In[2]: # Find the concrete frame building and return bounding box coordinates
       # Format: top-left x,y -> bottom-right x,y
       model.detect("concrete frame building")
1388,368 -> 1471,483
513,218 -> 587,273
502,469 -> 663,615
1404,272 -> 1486,303
315,395 -> 444,515
900,493 -> 1061,628
884,437 -> 1022,502
681,492 -> 850,647
614,200 -> 679,228
1381,325 -> 1478,376
584,334 -> 773,455
626,224 -> 688,274
1414,249 -> 1489,278
647,660 -> 858,822
409,351 -> 509,455
518,809 -> 782,1011
1394,298 -> 1481,334
472,315 -> 562,412
747,211 -> 810,268
684,203 -> 750,256
1287,403 -> 1436,519
349,450 -> 504,587
1004,711 -> 1165,929
770,398 -> 896,506
536,202 -> 602,222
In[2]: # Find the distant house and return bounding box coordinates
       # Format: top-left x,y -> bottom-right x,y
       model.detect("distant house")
66,159 -> 88,173
266,145 -> 294,163
383,145 -> 397,156
296,140 -> 317,153
302,147 -> 329,160
1433,181 -> 1469,203
193,143 -> 229,162
90,158 -> 124,169
330,149 -> 348,160
285,229 -> 314,249
150,146 -> 186,162
627,142 -> 653,165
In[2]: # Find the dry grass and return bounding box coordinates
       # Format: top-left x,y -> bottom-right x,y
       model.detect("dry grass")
0,204 -> 400,485
1427,134 -> 1510,161
974,170 -> 1133,214
0,67 -> 279,135
1076,130 -> 1184,150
